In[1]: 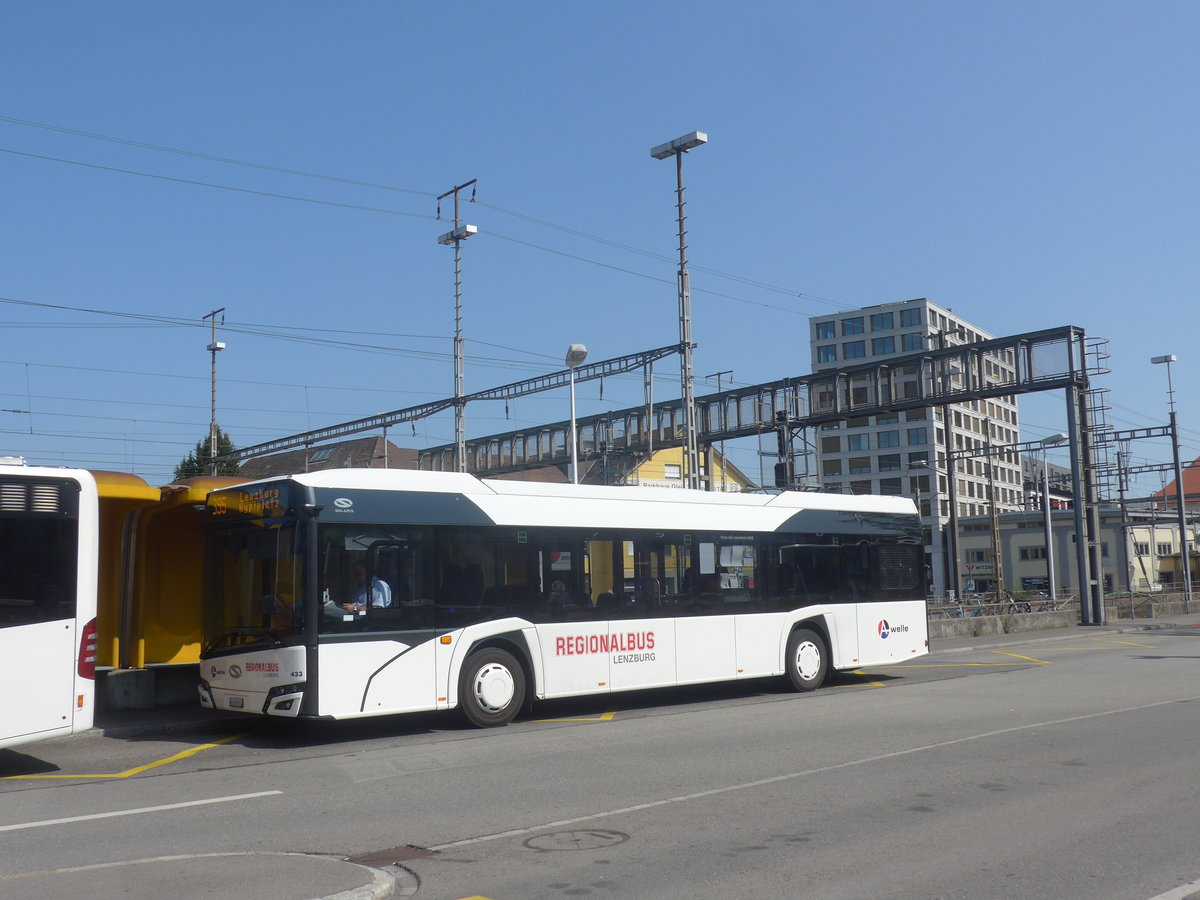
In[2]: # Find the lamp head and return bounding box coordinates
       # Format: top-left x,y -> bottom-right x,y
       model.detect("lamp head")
650,131 -> 708,160
565,344 -> 588,368
1150,354 -> 1177,365
437,224 -> 478,245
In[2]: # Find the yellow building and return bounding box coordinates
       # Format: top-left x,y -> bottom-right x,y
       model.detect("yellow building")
621,446 -> 754,492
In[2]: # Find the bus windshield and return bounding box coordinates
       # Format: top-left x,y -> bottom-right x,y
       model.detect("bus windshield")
204,519 -> 304,650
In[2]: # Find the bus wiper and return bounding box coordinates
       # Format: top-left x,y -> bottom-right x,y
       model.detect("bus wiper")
202,628 -> 284,656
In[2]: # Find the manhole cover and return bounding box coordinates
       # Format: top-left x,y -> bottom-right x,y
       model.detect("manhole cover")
350,844 -> 437,865
523,830 -> 629,851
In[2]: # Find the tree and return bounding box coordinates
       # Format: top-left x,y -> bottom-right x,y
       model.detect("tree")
174,427 -> 240,480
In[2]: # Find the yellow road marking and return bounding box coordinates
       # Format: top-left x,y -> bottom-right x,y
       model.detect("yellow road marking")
875,662 -> 1032,668
1005,645 -> 1146,653
837,670 -> 885,687
533,710 -> 617,723
1088,638 -> 1155,648
1,732 -> 252,781
989,650 -> 1051,664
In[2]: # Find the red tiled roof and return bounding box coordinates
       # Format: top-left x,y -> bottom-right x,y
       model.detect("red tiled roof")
237,436 -> 417,480
1150,456 -> 1200,503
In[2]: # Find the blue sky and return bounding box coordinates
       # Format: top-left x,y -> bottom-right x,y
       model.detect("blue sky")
1,1 -> 1196,495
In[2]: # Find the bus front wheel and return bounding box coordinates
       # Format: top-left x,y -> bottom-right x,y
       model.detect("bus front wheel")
785,628 -> 828,692
459,647 -> 526,727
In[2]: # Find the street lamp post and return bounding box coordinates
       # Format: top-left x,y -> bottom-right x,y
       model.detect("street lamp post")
1039,432 -> 1069,600
935,347 -> 964,598
908,462 -> 939,589
1151,354 -> 1192,611
651,130 -> 706,490
566,344 -> 588,484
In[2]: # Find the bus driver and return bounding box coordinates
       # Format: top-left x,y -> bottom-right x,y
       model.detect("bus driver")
342,562 -> 392,613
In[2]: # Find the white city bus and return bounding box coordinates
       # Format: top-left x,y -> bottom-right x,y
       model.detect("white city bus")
198,470 -> 927,727
0,460 -> 98,749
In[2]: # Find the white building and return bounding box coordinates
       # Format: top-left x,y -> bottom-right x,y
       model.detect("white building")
808,298 -> 1023,595
956,507 -> 1193,598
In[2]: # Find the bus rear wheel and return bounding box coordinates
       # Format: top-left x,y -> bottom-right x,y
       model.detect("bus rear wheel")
460,647 -> 526,727
785,628 -> 828,692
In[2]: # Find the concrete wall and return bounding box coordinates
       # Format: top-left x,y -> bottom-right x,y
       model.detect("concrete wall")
929,609 -> 1076,640
927,592 -> 1194,641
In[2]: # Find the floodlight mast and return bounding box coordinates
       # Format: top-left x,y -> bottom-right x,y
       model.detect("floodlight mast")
650,131 -> 707,490
1151,354 -> 1191,610
437,179 -> 478,473
203,307 -> 226,475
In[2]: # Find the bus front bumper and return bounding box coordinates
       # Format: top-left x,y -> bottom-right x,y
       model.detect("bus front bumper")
198,681 -> 305,717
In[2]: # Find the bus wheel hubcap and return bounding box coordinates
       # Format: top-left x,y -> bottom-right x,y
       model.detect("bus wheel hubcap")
795,642 -> 820,679
474,663 -> 515,712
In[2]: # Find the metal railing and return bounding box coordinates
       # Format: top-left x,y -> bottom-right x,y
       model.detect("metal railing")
927,593 -> 1079,620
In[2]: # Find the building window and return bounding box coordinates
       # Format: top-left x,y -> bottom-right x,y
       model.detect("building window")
908,451 -> 929,466
871,336 -> 895,355
816,321 -> 835,340
842,317 -> 864,336
878,454 -> 901,471
850,480 -> 872,495
849,457 -> 871,474
820,436 -> 841,453
817,345 -> 837,363
966,549 -> 991,563
843,340 -> 865,359
878,431 -> 900,448
848,434 -> 869,451
309,447 -> 337,463
870,312 -> 894,331
900,308 -> 921,327
822,459 -> 843,476
663,464 -> 681,479
907,427 -> 928,445
901,333 -> 923,352
1020,547 -> 1047,560
906,409 -> 926,421
876,412 -> 898,424
1158,543 -> 1173,556
1134,542 -> 1150,556
879,478 -> 903,495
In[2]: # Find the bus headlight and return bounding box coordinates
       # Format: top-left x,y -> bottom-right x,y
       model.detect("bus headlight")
264,684 -> 304,717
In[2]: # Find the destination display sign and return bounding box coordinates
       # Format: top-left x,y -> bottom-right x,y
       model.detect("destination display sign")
210,484 -> 288,519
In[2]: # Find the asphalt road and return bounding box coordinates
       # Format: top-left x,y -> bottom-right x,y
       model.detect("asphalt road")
3,623 -> 1200,900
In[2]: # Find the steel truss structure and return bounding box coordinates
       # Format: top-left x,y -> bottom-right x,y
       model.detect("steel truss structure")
225,345 -> 680,464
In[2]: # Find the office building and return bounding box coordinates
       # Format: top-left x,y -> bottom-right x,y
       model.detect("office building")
808,298 -> 1023,595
